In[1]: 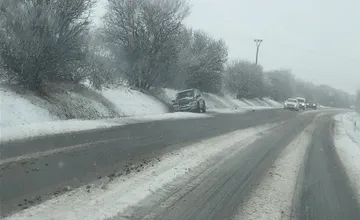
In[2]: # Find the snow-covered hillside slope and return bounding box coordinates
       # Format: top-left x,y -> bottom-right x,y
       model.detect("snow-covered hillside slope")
0,85 -> 282,141
101,88 -> 168,116
0,86 -> 170,127
0,89 -> 56,127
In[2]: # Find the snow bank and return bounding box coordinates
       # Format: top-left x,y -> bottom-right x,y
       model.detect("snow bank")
155,88 -> 178,104
342,112 -> 360,143
0,86 -> 194,142
209,109 -> 248,114
221,95 -> 249,107
0,119 -> 118,143
0,90 -> 56,127
334,112 -> 360,200
50,90 -> 115,119
3,123 -> 275,220
101,88 -> 168,116
0,112 -> 210,143
0,85 -> 170,129
263,98 -> 284,108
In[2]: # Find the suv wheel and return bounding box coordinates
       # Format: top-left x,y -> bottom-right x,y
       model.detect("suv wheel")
196,102 -> 202,113
202,103 -> 206,113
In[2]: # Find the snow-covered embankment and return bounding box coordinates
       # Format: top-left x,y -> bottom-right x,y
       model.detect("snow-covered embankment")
0,86 -> 282,142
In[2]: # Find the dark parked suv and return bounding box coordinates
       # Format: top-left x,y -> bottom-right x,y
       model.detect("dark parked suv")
172,89 -> 206,113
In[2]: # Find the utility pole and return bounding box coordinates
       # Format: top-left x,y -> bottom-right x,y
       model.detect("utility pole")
254,39 -> 263,65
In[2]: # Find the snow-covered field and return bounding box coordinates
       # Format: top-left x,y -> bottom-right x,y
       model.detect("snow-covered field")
3,123 -> 276,220
334,112 -> 360,200
0,85 -> 281,142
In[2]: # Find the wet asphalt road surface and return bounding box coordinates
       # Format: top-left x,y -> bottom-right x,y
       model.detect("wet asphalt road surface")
1,109 -> 359,220
117,109 -> 317,220
0,109 -> 296,216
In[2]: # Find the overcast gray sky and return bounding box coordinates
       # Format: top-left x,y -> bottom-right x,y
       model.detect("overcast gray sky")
93,0 -> 360,94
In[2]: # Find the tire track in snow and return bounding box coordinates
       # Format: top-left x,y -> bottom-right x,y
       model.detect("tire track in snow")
233,124 -> 314,220
118,113 -> 316,220
294,114 -> 360,220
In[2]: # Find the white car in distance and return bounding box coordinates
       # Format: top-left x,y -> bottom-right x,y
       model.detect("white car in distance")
284,98 -> 300,111
296,97 -> 307,110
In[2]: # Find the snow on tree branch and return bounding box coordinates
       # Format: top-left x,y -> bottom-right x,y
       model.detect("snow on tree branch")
102,0 -> 190,90
0,0 -> 95,91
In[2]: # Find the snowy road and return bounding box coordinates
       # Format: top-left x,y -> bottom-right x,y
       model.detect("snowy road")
1,109 -> 360,220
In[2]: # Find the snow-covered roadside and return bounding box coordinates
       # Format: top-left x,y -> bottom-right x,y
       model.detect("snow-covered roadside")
0,90 -> 56,127
334,112 -> 360,200
1,86 -> 282,143
235,124 -> 314,220
158,88 -> 282,111
263,98 -> 284,108
101,88 -> 168,116
3,123 -> 277,220
208,105 -> 274,114
0,112 -> 211,143
208,108 -> 249,114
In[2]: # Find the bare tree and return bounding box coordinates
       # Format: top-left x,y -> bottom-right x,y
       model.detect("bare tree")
223,60 -> 264,99
185,31 -> 228,93
265,69 -> 296,101
82,31 -> 121,89
102,0 -> 190,90
164,27 -> 193,89
0,0 -> 94,91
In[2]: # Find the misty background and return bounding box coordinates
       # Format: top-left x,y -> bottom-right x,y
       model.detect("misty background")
93,0 -> 360,95
185,0 -> 360,95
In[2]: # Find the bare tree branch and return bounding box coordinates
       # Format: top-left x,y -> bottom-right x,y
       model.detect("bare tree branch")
102,0 -> 190,90
223,60 -> 264,98
0,0 -> 94,91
